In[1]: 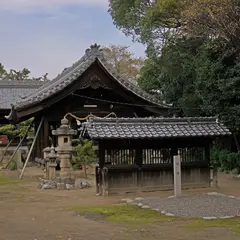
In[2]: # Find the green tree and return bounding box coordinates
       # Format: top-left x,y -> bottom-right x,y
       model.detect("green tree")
0,118 -> 34,163
0,64 -> 49,81
0,118 -> 34,141
139,36 -> 240,137
109,0 -> 240,55
139,37 -> 205,116
182,0 -> 240,48
72,138 -> 96,179
102,45 -> 144,82
0,64 -> 7,80
108,0 -> 186,46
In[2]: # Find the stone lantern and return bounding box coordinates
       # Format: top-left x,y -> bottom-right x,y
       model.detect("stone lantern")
52,117 -> 77,176
43,147 -> 51,160
43,147 -> 51,178
47,146 -> 57,180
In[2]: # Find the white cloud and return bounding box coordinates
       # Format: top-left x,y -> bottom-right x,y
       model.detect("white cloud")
0,0 -> 108,13
0,1 -> 146,79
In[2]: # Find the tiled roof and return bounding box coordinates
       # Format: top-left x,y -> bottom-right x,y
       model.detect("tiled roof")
13,44 -> 170,111
84,117 -> 231,139
0,80 -> 45,110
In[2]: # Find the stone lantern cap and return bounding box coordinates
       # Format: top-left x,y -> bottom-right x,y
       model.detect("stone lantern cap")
47,146 -> 57,162
43,147 -> 51,153
52,117 -> 77,136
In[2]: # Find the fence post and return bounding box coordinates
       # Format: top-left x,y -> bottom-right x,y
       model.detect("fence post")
173,152 -> 182,197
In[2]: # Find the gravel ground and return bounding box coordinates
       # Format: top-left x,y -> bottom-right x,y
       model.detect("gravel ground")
134,194 -> 240,218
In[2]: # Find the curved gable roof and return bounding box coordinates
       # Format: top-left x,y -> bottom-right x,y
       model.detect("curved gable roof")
14,44 -> 170,111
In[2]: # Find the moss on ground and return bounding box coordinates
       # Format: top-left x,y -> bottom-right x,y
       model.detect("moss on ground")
73,204 -> 240,233
73,205 -> 176,224
185,217 -> 240,233
0,173 -> 20,185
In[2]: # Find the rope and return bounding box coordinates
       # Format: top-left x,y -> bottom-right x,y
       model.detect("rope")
64,112 -> 96,121
64,112 -> 117,121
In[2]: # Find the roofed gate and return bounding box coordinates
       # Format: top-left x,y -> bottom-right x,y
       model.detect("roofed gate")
84,117 -> 231,195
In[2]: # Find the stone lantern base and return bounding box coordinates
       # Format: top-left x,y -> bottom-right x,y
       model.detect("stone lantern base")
48,162 -> 57,180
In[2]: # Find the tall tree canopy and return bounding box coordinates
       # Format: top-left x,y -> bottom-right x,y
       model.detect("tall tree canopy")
139,36 -> 240,132
108,0 -> 183,45
102,44 -> 144,83
0,63 -> 48,81
108,0 -> 240,52
109,0 -> 240,146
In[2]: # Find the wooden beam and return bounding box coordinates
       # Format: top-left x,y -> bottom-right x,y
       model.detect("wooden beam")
44,118 -> 49,148
19,117 -> 44,180
4,119 -> 34,169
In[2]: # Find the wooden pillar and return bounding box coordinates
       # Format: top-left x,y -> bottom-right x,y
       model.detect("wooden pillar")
33,116 -> 48,159
135,141 -> 143,189
33,118 -> 41,159
99,141 -> 105,168
98,141 -> 105,195
135,140 -> 142,166
205,141 -> 212,187
43,118 -> 50,148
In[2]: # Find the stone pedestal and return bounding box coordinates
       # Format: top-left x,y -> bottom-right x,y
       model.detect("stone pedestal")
43,147 -> 51,179
47,146 -> 58,180
48,162 -> 57,180
16,150 -> 23,169
52,117 -> 77,177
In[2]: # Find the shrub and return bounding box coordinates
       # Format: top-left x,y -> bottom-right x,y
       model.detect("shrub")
71,138 -> 96,179
210,148 -> 240,174
7,156 -> 17,171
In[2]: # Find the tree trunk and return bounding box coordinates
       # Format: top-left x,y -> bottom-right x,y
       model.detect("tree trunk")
84,164 -> 88,180
233,133 -> 240,152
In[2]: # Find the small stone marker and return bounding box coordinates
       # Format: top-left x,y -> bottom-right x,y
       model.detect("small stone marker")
207,192 -> 219,196
66,184 -> 74,190
57,183 -> 65,190
135,197 -> 144,201
74,178 -> 83,189
203,217 -> 217,220
165,213 -> 174,217
121,198 -> 132,202
173,154 -> 181,197
141,205 -> 150,209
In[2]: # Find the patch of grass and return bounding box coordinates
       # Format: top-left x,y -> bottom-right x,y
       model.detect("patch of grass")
7,157 -> 17,171
74,204 -> 240,234
73,205 -> 176,224
0,173 -> 20,185
185,217 -> 240,234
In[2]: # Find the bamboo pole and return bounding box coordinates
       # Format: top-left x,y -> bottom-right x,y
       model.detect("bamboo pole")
0,139 -> 13,164
19,117 -> 43,180
4,120 -> 34,169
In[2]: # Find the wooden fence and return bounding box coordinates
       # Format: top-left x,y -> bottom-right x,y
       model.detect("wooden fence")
96,143 -> 210,195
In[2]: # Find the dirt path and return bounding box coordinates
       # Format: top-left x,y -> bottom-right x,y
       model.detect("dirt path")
0,170 -> 239,240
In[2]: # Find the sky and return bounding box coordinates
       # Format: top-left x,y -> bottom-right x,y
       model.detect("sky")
0,0 -> 145,79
